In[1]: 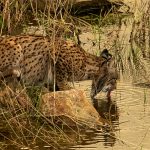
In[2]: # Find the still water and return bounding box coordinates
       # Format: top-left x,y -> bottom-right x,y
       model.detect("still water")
68,80 -> 150,150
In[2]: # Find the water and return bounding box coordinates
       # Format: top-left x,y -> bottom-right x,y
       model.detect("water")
68,80 -> 150,150
34,80 -> 150,150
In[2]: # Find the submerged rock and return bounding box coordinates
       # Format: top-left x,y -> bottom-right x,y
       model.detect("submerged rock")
39,89 -> 105,128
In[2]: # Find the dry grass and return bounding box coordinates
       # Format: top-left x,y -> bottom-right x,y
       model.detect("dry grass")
0,0 -> 83,41
0,0 -> 150,149
0,83 -> 82,149
0,1 -> 84,149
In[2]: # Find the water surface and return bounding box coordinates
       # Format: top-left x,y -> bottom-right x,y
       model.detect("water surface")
69,80 -> 150,150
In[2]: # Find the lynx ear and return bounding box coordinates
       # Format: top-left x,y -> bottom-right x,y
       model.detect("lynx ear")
100,49 -> 112,60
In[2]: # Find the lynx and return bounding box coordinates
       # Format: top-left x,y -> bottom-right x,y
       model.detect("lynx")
0,35 -> 118,98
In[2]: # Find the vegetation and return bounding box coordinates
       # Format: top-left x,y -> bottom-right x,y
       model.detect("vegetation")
0,1 -> 85,149
0,0 -> 150,149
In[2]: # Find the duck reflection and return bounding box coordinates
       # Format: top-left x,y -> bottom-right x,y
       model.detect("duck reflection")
93,98 -> 119,147
93,98 -> 119,121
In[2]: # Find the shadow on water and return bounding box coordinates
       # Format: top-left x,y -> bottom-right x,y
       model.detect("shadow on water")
93,98 -> 119,123
93,98 -> 119,147
67,97 -> 120,150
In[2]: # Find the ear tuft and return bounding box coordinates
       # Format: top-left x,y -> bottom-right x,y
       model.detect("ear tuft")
100,49 -> 112,60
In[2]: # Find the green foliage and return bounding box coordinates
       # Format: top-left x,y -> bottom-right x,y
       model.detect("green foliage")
26,86 -> 42,107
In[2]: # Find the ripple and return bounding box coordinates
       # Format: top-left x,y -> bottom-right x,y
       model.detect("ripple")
71,80 -> 150,150
112,81 -> 150,106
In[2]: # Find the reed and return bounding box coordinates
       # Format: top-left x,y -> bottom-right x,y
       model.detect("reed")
0,0 -> 150,149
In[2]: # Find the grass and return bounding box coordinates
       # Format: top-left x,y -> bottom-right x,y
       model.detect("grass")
0,0 -> 150,149
0,83 -> 80,149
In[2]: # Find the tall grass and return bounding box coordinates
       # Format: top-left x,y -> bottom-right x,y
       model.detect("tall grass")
0,83 -> 83,149
125,0 -> 150,82
91,0 -> 150,83
0,0 -> 150,149
0,0 -> 80,38
0,1 -> 84,149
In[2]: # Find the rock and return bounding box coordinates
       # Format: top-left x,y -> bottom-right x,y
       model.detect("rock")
39,89 -> 105,128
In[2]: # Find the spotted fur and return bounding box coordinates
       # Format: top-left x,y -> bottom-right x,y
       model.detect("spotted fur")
0,35 -> 118,98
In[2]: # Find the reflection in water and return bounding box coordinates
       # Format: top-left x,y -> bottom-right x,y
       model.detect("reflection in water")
93,98 -> 119,122
93,98 -> 119,147
68,97 -> 120,150
103,132 -> 116,147
69,80 -> 150,150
